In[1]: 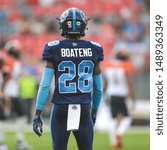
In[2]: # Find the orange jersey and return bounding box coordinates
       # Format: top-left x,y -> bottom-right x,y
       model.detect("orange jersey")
103,60 -> 135,76
103,60 -> 135,97
0,50 -> 15,81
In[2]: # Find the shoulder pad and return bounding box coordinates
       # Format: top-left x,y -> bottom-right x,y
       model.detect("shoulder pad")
48,40 -> 60,46
90,41 -> 101,47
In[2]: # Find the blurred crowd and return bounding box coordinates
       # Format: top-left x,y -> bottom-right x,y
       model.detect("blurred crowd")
0,0 -> 150,120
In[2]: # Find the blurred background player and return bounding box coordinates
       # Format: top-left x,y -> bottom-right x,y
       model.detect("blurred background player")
4,40 -> 23,119
0,52 -> 10,150
0,52 -> 10,121
103,49 -> 135,149
3,40 -> 32,150
33,7 -> 103,150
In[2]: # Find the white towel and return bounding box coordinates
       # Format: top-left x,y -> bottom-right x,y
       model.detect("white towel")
67,104 -> 81,131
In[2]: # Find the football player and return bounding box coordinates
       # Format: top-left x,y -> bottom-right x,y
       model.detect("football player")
3,40 -> 32,150
0,54 -> 9,150
103,50 -> 135,148
33,8 -> 104,150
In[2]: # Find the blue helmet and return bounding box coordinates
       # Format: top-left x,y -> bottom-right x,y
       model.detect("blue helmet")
58,8 -> 88,38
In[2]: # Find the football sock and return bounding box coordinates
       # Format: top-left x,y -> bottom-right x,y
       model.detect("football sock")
108,119 -> 118,145
116,117 -> 132,135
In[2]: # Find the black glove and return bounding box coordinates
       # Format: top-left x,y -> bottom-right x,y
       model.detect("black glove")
91,109 -> 97,126
33,115 -> 43,137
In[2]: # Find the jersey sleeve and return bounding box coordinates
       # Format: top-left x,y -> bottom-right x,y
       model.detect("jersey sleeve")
97,46 -> 104,62
124,61 -> 136,76
42,40 -> 60,62
42,44 -> 54,62
90,41 -> 104,62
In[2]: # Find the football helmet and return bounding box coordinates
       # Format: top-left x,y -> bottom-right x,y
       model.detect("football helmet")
58,8 -> 88,37
116,50 -> 129,61
5,40 -> 22,59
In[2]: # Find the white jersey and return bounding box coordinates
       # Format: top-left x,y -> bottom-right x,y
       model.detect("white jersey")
4,61 -> 22,97
104,60 -> 134,97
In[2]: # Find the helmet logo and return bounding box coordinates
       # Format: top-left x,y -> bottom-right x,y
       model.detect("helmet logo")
67,21 -> 72,28
80,12 -> 85,21
60,11 -> 68,22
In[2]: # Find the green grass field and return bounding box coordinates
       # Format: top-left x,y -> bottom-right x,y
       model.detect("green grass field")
4,131 -> 149,150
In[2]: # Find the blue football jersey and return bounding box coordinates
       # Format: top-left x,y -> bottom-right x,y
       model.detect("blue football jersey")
42,39 -> 104,104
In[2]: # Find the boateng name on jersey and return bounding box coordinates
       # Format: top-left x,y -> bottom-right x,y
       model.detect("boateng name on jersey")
61,48 -> 92,57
